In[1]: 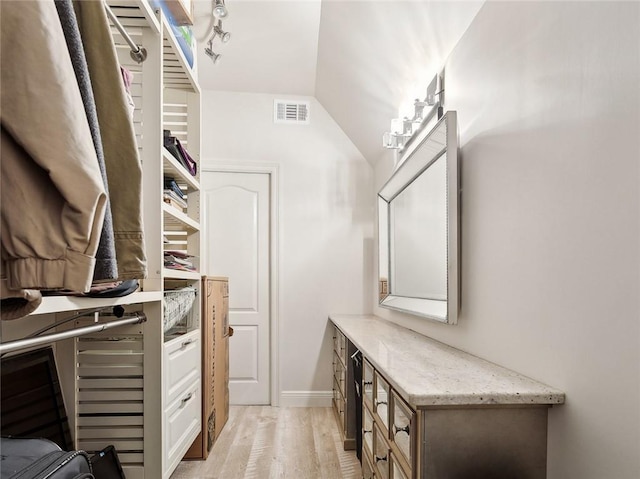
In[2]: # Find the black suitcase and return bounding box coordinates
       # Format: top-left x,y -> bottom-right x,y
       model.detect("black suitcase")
0,437 -> 94,479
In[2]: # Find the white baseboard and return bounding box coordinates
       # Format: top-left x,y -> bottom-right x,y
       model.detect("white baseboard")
279,390 -> 332,407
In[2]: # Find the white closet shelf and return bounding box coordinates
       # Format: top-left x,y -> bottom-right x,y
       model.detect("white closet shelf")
107,0 -> 160,34
162,203 -> 200,232
163,148 -> 200,191
163,269 -> 200,280
161,16 -> 200,94
32,291 -> 163,316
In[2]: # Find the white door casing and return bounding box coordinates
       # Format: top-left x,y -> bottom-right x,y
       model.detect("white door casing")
202,171 -> 271,405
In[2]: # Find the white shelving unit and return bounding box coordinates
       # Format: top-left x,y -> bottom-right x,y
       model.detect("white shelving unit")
0,4 -> 204,479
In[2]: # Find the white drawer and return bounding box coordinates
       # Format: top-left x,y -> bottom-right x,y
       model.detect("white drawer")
164,380 -> 201,474
164,330 -> 201,405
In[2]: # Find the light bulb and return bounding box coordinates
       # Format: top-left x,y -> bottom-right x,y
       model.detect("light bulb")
213,0 -> 228,18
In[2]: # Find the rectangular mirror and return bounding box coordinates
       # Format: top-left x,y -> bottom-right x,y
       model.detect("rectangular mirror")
378,111 -> 459,324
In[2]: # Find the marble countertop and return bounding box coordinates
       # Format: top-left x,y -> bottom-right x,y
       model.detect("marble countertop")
330,314 -> 565,409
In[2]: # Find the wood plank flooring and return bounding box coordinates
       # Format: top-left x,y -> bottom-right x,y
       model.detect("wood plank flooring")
170,406 -> 362,479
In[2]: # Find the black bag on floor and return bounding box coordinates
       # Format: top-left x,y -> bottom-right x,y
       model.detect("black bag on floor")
0,437 -> 94,479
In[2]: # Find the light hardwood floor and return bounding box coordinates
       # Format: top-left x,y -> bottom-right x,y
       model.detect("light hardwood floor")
170,406 -> 362,479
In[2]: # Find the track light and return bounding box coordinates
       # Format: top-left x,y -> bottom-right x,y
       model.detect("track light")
213,0 -> 228,19
214,21 -> 231,43
205,45 -> 221,63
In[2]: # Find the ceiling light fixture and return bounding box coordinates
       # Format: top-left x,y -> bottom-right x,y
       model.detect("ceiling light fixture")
213,0 -> 228,19
205,1 -> 231,64
214,21 -> 231,43
204,45 -> 221,63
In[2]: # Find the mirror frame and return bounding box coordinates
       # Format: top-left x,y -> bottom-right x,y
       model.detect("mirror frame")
378,111 -> 460,324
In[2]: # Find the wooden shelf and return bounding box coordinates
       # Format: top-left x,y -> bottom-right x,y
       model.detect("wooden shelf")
162,203 -> 200,232
163,147 -> 199,191
32,291 -> 163,316
163,268 -> 200,280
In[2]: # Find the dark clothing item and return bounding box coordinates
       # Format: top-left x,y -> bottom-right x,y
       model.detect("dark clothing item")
54,0 -> 118,282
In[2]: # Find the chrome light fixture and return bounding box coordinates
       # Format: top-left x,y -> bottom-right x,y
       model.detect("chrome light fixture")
213,0 -> 228,19
383,72 -> 444,150
205,1 -> 231,64
204,44 -> 221,63
213,21 -> 231,43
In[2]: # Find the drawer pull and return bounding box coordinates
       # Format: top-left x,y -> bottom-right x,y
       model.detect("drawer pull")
374,399 -> 387,407
375,455 -> 388,463
363,381 -> 373,386
181,339 -> 194,348
394,424 -> 410,435
181,392 -> 193,407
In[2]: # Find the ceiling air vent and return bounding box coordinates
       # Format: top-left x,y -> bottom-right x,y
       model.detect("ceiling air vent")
274,100 -> 310,125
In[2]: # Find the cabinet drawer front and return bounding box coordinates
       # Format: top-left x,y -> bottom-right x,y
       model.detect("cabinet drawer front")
164,331 -> 201,405
374,371 -> 390,432
333,377 -> 342,402
363,403 -> 374,455
363,359 -> 374,407
373,423 -> 390,479
362,451 -> 375,479
391,390 -> 413,468
390,452 -> 410,479
333,328 -> 346,363
165,380 -> 201,471
333,354 -> 346,394
332,394 -> 346,431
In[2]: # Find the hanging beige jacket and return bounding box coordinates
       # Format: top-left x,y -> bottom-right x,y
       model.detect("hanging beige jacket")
1,0 -> 107,295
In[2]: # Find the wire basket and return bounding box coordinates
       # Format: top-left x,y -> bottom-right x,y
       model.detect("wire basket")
163,286 -> 197,335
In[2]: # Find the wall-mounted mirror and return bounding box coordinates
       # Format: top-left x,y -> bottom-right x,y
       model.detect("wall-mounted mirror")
378,111 -> 459,324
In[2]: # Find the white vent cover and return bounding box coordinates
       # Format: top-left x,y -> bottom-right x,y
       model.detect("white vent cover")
274,100 -> 310,124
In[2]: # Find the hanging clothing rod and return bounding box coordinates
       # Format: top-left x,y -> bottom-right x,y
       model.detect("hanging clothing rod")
104,3 -> 147,63
0,312 -> 147,355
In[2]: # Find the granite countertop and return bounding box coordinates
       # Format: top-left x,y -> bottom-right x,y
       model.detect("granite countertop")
330,314 -> 565,409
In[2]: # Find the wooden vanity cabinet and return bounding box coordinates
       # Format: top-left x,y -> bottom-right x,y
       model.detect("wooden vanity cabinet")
332,325 -> 357,449
363,366 -> 413,479
330,315 -> 564,479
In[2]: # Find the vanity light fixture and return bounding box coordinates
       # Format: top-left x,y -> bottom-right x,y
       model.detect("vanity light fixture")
383,72 -> 444,150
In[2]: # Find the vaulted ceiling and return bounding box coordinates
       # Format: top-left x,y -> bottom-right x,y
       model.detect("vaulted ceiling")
192,0 -> 484,165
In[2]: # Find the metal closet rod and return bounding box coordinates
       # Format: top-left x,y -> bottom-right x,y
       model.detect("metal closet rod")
0,312 -> 147,355
104,2 -> 147,63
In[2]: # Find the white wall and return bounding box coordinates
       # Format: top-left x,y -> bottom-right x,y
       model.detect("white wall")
374,2 -> 640,477
200,91 -> 374,405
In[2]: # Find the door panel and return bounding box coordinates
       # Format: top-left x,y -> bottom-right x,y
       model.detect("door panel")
202,171 -> 270,404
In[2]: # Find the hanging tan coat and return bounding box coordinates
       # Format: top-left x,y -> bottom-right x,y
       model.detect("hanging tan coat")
1,0 -> 106,296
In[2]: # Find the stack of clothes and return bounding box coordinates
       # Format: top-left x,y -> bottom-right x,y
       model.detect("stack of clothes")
164,250 -> 196,272
163,178 -> 187,211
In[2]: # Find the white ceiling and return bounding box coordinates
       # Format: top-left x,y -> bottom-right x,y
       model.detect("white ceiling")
191,0 -> 484,164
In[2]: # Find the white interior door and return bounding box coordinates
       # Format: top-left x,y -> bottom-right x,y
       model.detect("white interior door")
202,171 -> 270,405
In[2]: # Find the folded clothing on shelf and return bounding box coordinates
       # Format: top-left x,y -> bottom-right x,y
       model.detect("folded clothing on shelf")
164,250 -> 196,271
164,130 -> 197,176
164,177 -> 186,199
